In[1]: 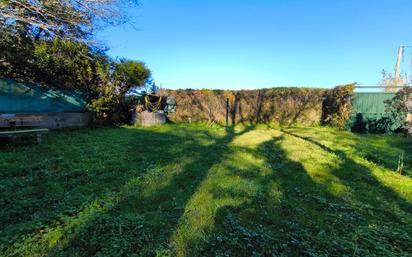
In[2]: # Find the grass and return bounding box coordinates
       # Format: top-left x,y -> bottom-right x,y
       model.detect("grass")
1,124 -> 412,257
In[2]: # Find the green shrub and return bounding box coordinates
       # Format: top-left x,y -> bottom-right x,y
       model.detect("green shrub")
321,83 -> 355,128
349,87 -> 412,134
349,114 -> 396,134
384,87 -> 412,133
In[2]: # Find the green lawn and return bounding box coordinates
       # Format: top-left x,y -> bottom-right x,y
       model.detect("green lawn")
1,124 -> 412,257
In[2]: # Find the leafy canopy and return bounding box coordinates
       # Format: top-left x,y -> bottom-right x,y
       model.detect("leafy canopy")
113,60 -> 152,92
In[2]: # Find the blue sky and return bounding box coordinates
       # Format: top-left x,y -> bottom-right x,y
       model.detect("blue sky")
97,0 -> 412,90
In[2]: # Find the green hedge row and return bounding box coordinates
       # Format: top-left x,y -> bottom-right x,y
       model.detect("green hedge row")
164,84 -> 354,127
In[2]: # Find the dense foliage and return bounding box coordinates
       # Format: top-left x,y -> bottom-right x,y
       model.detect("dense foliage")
384,87 -> 412,132
90,60 -> 151,121
113,59 -> 152,95
1,28 -> 109,96
350,87 -> 412,134
165,88 -> 327,126
0,0 -> 149,123
321,83 -> 355,128
165,85 -> 358,127
0,24 -> 151,122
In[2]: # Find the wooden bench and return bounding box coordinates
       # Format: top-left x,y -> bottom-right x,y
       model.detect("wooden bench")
0,129 -> 49,143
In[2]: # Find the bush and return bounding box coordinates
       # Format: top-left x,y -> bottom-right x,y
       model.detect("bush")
384,87 -> 412,133
0,28 -> 151,125
349,114 -> 396,134
348,87 -> 412,134
91,60 -> 151,124
321,84 -> 355,128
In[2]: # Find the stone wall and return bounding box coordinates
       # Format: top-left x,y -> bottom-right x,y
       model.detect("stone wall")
0,112 -> 92,129
131,111 -> 166,127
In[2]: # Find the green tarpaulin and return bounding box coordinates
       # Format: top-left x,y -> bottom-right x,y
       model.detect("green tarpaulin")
0,78 -> 88,113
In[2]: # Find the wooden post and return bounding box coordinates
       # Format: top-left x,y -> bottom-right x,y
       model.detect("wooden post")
36,133 -> 42,143
395,45 -> 404,85
226,98 -> 229,128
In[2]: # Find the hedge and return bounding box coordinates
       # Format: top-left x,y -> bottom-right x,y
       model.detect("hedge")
163,84 -> 355,127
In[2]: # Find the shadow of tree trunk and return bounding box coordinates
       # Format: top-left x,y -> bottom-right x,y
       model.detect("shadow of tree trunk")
281,129 -> 412,216
47,126 -> 255,256
190,132 -> 412,256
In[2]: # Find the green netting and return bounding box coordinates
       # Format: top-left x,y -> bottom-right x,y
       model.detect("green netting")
351,92 -> 395,119
0,78 -> 88,113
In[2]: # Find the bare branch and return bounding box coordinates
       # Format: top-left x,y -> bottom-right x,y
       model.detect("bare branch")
0,0 -> 139,42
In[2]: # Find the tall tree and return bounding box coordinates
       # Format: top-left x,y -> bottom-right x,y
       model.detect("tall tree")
113,59 -> 151,94
0,0 -> 138,41
0,0 -> 150,121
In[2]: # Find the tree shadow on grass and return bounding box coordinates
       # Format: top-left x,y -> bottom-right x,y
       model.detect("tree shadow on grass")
285,127 -> 412,176
0,126 -> 235,256
57,125 -> 258,256
5,125 -> 256,256
3,126 -> 411,256
191,136 -> 358,256
357,134 -> 412,176
281,130 -> 412,216
196,133 -> 412,256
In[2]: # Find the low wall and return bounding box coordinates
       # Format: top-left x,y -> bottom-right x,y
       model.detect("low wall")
132,111 -> 166,127
0,112 -> 92,129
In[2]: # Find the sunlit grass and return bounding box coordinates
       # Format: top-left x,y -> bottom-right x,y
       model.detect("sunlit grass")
1,124 -> 411,256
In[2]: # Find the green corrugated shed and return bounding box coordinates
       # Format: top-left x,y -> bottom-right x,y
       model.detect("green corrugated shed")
0,78 -> 88,113
351,92 -> 395,119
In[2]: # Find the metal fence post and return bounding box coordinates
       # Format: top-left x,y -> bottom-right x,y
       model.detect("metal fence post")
226,98 -> 229,128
